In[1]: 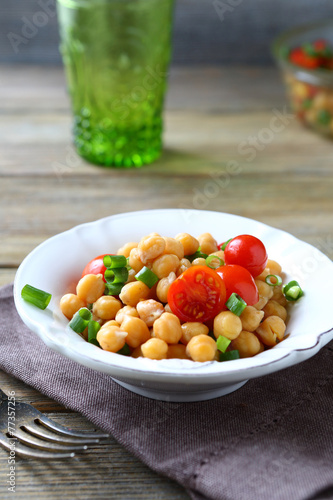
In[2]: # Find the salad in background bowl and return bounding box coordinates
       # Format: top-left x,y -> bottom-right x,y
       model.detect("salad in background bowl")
14,210 -> 333,402
273,20 -> 333,137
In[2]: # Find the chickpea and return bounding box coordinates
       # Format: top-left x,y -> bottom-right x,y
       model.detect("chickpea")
256,316 -> 286,347
76,274 -> 105,303
121,316 -> 151,348
255,268 -> 271,282
138,234 -> 166,264
97,325 -> 127,352
230,331 -> 261,358
213,311 -> 242,340
263,300 -> 287,322
192,257 -> 207,266
163,237 -> 184,260
258,340 -> 265,353
156,272 -> 176,303
186,335 -> 217,362
92,312 -> 105,326
126,268 -> 137,283
167,344 -> 189,359
115,305 -> 139,324
180,322 -> 209,345
102,320 -> 120,328
313,92 -> 330,110
152,254 -> 179,279
176,258 -> 192,277
253,279 -> 274,310
292,81 -> 309,100
198,233 -> 218,255
136,299 -> 164,327
207,251 -> 225,269
240,306 -> 264,332
119,281 -> 150,307
141,338 -> 168,360
175,233 -> 199,256
272,285 -> 288,306
93,296 -> 122,320
266,259 -> 282,276
128,248 -> 144,273
153,312 -> 182,344
60,294 -> 85,320
164,303 -> 172,313
117,241 -> 138,258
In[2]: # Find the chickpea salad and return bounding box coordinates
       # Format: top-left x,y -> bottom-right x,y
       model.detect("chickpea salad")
21,232 -> 303,363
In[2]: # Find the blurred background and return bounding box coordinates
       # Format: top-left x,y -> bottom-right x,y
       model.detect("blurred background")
1,0 -> 333,66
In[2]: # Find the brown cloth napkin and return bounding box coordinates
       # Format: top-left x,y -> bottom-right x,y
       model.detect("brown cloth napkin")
1,283 -> 333,500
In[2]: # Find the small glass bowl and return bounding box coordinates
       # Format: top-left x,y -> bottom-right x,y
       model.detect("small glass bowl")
273,20 -> 333,138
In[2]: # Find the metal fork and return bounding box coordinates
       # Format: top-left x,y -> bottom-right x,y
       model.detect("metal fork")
0,388 -> 109,459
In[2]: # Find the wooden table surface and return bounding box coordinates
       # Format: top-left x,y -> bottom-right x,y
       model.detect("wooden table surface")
1,64 -> 333,499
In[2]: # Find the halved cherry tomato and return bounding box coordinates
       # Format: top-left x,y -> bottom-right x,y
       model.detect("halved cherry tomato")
81,254 -> 111,281
289,47 -> 321,69
167,266 -> 226,323
215,265 -> 259,306
224,235 -> 268,277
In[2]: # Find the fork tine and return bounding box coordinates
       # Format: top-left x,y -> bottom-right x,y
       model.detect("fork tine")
0,432 -> 76,459
22,422 -> 102,445
12,428 -> 89,453
37,414 -> 109,439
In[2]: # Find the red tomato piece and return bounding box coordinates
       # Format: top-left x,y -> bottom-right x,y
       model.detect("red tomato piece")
224,234 -> 268,277
215,265 -> 259,306
81,254 -> 111,281
167,266 -> 226,323
313,39 -> 328,52
289,47 -> 321,69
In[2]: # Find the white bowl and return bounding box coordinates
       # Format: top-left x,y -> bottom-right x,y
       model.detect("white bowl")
14,209 -> 333,402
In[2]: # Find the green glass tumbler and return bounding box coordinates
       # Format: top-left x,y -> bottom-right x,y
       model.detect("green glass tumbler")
56,0 -> 174,168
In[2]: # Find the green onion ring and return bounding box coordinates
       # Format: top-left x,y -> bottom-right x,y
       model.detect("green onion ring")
265,274 -> 282,286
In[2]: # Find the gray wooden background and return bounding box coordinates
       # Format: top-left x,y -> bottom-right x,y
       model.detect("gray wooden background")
1,0 -> 333,65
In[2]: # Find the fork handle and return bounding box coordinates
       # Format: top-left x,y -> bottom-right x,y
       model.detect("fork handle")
0,388 -> 8,404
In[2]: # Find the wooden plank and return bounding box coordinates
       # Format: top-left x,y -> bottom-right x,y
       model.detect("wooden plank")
0,371 -> 189,499
0,270 -> 16,287
0,66 -> 286,113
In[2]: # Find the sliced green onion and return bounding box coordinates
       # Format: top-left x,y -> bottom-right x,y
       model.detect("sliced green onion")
105,267 -> 128,284
88,321 -> 101,346
317,109 -> 331,127
186,250 -> 208,262
103,255 -> 127,269
279,45 -> 290,60
225,293 -> 247,316
216,335 -> 231,353
221,238 -> 232,251
206,255 -> 224,269
21,284 -> 52,310
265,274 -> 282,286
302,98 -> 312,110
303,42 -> 316,57
219,350 -> 240,362
105,282 -> 124,296
283,280 -> 303,301
117,343 -> 131,356
69,308 -> 92,333
135,266 -> 159,288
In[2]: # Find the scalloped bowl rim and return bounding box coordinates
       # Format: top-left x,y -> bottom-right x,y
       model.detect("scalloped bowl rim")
13,209 -> 333,387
